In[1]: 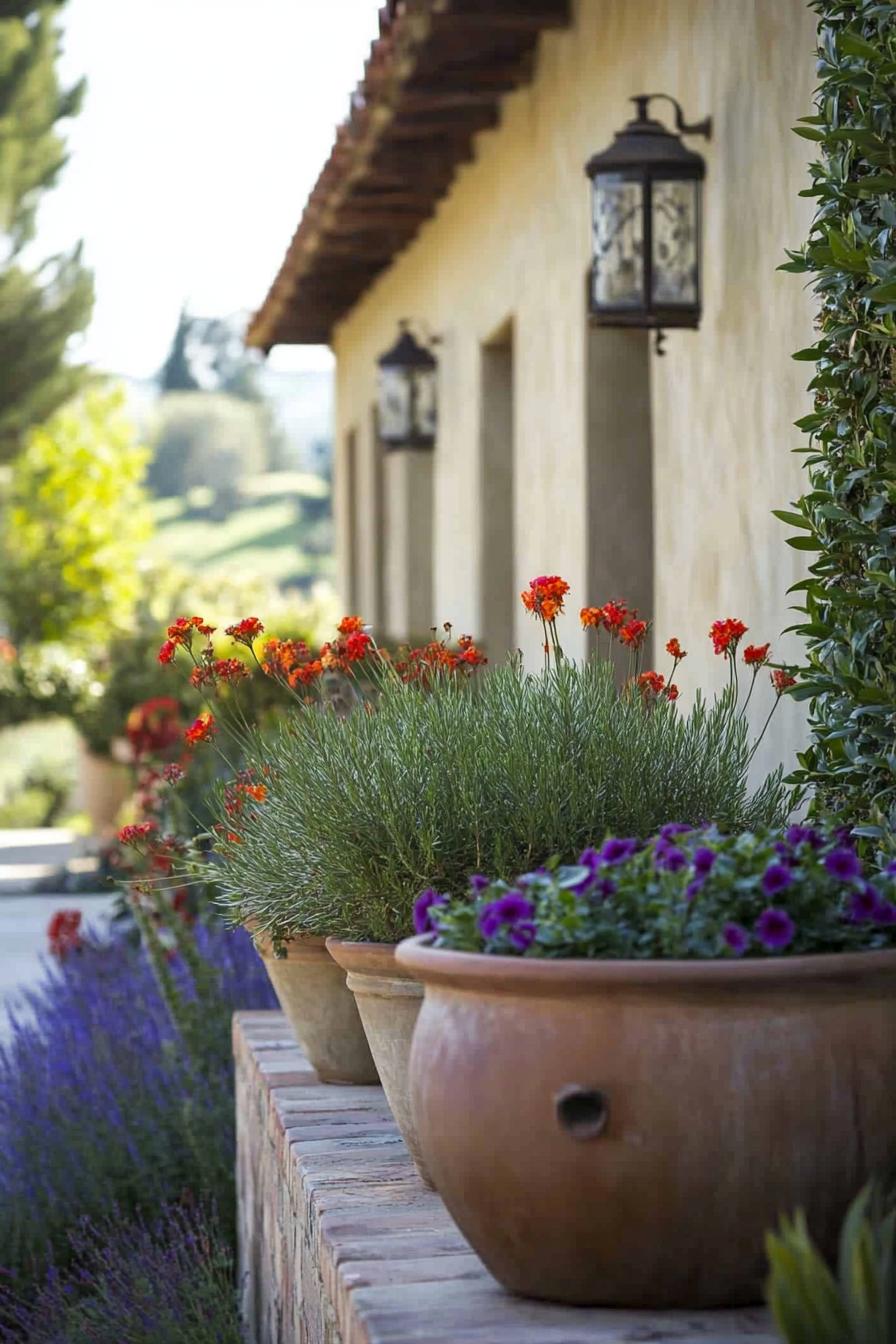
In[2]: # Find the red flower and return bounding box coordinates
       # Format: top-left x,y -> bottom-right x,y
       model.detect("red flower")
666,683 -> 680,702
580,607 -> 603,629
666,638 -> 686,660
637,670 -> 665,697
225,617 -> 264,645
185,710 -> 215,745
126,697 -> 182,758
47,909 -> 81,959
337,616 -> 365,635
619,618 -> 648,650
289,659 -> 323,688
743,643 -> 771,667
601,601 -> 629,632
710,618 -> 748,656
118,821 -> 158,846
157,639 -> 176,665
771,669 -> 797,695
520,575 -> 570,622
162,763 -> 184,784
345,631 -> 372,662
460,644 -> 487,666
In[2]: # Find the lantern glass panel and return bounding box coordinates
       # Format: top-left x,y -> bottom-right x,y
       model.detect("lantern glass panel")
413,368 -> 437,440
651,178 -> 699,305
591,173 -> 644,308
378,366 -> 411,441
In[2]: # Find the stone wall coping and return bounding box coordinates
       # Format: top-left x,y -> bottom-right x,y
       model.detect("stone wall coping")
235,1010 -> 779,1344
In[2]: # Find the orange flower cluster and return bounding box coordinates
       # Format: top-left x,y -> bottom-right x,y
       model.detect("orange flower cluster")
125,697 -> 183,759
743,643 -> 771,668
636,670 -> 679,702
666,638 -> 687,661
118,821 -> 159,846
158,615 -> 215,664
224,772 -> 268,821
710,618 -> 748,656
581,600 -> 650,652
394,632 -> 487,683
337,615 -> 366,635
225,616 -> 265,646
189,657 -> 249,689
184,710 -> 215,745
521,575 -> 570,624
618,618 -> 648,650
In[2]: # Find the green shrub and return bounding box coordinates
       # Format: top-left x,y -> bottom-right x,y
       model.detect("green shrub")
781,2 -> 896,852
766,1185 -> 896,1344
214,659 -> 789,943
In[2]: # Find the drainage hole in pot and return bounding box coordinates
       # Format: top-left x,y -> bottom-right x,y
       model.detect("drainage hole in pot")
555,1085 -> 609,1140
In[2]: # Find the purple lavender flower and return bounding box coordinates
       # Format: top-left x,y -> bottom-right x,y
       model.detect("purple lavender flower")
723,922 -> 750,956
693,847 -> 717,877
762,863 -> 793,897
847,883 -> 880,924
825,847 -> 862,882
413,888 -> 448,935
655,844 -> 687,873
468,874 -> 490,895
755,907 -> 796,951
477,890 -> 535,941
599,837 -> 640,866
660,822 -> 692,841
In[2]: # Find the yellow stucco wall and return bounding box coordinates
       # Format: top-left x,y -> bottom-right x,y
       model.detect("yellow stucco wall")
332,0 -> 818,777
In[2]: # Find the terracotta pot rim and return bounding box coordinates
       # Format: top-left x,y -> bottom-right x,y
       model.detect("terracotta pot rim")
327,937 -> 419,983
396,934 -> 896,994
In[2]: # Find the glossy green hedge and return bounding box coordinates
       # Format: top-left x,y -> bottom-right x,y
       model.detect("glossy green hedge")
780,0 -> 896,851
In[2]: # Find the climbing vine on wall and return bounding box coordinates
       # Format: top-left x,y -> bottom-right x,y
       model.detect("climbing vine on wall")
779,0 -> 896,851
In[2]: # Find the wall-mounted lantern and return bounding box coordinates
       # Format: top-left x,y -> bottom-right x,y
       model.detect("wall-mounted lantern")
585,95 -> 712,348
377,322 -> 438,449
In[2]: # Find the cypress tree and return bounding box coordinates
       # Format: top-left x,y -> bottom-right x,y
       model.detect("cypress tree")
0,0 -> 93,461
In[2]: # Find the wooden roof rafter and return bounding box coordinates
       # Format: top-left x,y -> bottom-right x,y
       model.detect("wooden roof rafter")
247,0 -> 571,350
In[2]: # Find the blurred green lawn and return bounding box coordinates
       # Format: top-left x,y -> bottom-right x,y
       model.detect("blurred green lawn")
152,474 -> 333,589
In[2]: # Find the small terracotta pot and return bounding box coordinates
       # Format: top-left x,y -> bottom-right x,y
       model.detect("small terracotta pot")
326,939 -> 429,1182
249,927 -> 378,1085
77,740 -> 132,839
397,936 -> 896,1308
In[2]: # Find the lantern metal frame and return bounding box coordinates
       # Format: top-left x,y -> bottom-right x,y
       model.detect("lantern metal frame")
585,94 -> 712,345
376,321 -> 439,451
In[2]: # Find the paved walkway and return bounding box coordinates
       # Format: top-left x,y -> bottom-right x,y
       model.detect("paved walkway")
0,829 -> 115,1036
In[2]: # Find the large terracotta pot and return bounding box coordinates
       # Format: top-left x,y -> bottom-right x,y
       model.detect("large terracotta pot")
77,740 -> 132,839
250,928 -> 378,1085
397,937 -> 896,1308
325,939 -> 430,1182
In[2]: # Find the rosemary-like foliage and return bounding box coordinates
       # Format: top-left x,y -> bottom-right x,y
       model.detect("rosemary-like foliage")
215,659 -> 788,943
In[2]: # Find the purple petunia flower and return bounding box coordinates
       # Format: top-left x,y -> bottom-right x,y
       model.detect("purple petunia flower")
660,822 -> 693,841
693,846 -> 717,877
875,900 -> 896,927
578,846 -> 602,872
477,890 -> 535,940
825,847 -> 862,882
755,907 -> 796,951
589,877 -> 617,901
723,922 -> 750,956
685,878 -> 703,902
468,874 -> 490,895
599,837 -> 639,866
507,921 -> 537,952
655,844 -> 687,873
762,863 -> 793,897
847,883 -> 880,924
413,888 -> 449,935
785,824 -> 822,849
774,841 -> 792,859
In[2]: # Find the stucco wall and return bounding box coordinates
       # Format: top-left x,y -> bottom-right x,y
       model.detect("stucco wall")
331,0 -> 817,777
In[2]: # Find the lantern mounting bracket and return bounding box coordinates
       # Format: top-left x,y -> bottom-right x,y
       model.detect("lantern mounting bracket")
630,94 -> 712,141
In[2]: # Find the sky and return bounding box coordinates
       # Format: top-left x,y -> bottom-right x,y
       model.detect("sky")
33,0 -> 383,379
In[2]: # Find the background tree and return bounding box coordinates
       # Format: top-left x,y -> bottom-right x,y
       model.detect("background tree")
0,384 -> 151,645
0,0 -> 93,461
147,391 -> 266,512
157,307 -> 199,393
781,1 -> 896,852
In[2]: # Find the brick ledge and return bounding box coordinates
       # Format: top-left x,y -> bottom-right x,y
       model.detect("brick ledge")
234,1011 -> 778,1344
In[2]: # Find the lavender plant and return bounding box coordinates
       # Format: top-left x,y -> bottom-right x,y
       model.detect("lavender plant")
0,923 -> 275,1287
419,825 -> 896,959
0,1203 -> 242,1343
